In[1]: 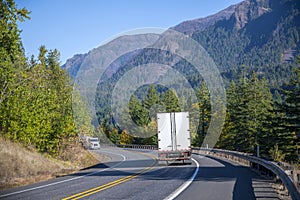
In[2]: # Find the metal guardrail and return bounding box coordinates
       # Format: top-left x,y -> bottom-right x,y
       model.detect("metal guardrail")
97,143 -> 157,149
193,148 -> 300,200
99,144 -> 299,199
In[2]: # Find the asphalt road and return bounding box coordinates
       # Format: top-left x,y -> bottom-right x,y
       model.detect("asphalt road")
0,148 -> 278,200
177,154 -> 279,200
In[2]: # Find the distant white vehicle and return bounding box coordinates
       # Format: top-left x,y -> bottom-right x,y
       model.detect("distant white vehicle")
81,136 -> 100,150
157,112 -> 191,164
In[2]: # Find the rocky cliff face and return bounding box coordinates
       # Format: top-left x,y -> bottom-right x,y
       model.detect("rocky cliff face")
173,0 -> 273,34
62,53 -> 87,78
172,4 -> 238,35
233,0 -> 270,29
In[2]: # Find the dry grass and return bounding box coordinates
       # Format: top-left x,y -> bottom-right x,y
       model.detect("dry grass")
0,136 -> 109,189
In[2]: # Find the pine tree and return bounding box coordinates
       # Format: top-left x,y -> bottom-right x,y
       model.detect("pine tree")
143,85 -> 159,110
231,75 -> 253,152
284,62 -> 300,135
109,128 -> 120,144
142,84 -> 162,121
161,89 -> 181,112
219,72 -> 275,155
275,56 -> 300,162
255,77 -> 276,157
0,0 -> 30,61
0,0 -> 30,131
128,95 -> 149,126
0,0 -> 94,158
72,90 -> 94,136
193,83 -> 211,146
218,81 -> 238,150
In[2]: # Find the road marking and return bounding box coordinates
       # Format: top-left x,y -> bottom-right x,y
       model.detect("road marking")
62,151 -> 157,200
0,150 -> 126,198
62,165 -> 153,200
163,158 -> 199,200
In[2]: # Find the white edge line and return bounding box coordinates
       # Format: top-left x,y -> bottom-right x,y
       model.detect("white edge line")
163,158 -> 199,200
0,150 -> 126,198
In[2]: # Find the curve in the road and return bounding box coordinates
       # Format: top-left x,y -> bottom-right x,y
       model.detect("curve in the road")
62,150 -> 157,199
0,149 -> 278,200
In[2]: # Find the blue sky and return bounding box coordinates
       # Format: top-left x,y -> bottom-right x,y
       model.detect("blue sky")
16,0 -> 242,64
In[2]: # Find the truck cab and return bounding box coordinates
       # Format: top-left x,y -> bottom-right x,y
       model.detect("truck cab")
88,137 -> 100,149
81,136 -> 100,150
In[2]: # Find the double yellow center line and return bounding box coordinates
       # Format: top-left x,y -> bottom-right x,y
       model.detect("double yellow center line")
62,152 -> 157,200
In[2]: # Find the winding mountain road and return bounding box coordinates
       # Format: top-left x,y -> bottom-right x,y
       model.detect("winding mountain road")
0,148 -> 278,200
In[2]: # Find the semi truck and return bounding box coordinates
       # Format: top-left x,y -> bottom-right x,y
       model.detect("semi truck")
80,136 -> 101,150
157,112 -> 191,164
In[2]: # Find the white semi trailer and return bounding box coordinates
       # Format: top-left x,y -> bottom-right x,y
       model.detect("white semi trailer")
157,112 -> 191,164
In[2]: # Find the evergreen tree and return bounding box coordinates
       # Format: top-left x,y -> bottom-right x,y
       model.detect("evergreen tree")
0,0 -> 31,142
284,60 -> 300,135
72,90 -> 94,137
193,83 -> 211,146
161,89 -> 181,112
276,56 -> 300,161
234,74 -> 254,152
0,0 -> 30,61
128,95 -> 150,126
0,0 -> 94,158
255,77 -> 276,157
142,84 -> 161,120
219,72 -> 275,155
218,81 -> 238,150
143,85 -> 159,110
0,0 -> 30,122
108,128 -> 120,144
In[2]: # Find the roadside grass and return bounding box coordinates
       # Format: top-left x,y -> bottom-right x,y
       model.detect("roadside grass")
0,136 -> 109,189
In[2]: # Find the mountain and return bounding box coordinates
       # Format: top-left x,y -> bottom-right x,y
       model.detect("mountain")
172,4 -> 238,35
62,34 -> 160,79
174,0 -> 300,86
174,0 -> 294,33
62,53 -> 87,78
63,0 -> 300,82
63,0 -> 300,125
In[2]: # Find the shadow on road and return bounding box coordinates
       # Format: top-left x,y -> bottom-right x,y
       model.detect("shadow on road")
0,150 -> 279,200
193,155 -> 278,200
56,152 -> 278,200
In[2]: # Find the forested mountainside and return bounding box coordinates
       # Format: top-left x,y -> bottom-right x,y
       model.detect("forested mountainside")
62,0 -> 300,162
180,0 -> 300,87
64,0 -> 300,88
